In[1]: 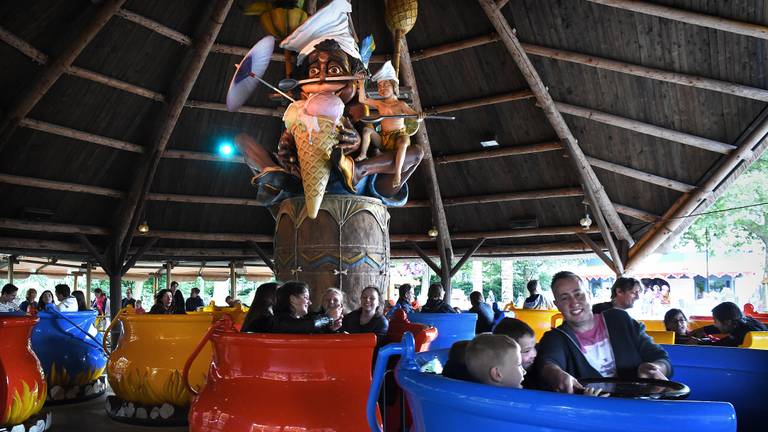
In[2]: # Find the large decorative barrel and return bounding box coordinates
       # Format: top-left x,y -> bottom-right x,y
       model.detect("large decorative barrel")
0,315 -> 49,430
31,310 -> 107,403
273,194 -> 390,310
188,320 -> 379,431
105,312 -> 214,426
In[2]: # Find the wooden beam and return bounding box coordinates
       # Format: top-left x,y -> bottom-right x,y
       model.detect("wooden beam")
391,241 -> 605,258
183,99 -> 282,117
556,103 -> 736,154
247,241 -> 274,272
450,238 -> 486,277
576,232 -> 616,274
113,0 -> 234,261
627,106 -> 768,271
19,118 -> 144,153
583,186 -> 624,275
478,0 -> 634,246
120,237 -> 158,275
408,241 -> 442,275
150,230 -> 271,243
77,235 -> 111,274
393,226 -> 600,243
522,43 -> 768,102
147,192 -> 262,207
411,33 -> 500,62
584,201 -> 659,223
163,149 -> 245,163
585,0 -> 768,41
398,36 -> 455,292
429,90 -> 535,114
435,141 -> 562,164
587,156 -> 696,192
403,186 -> 583,208
0,0 -> 127,148
495,0 -> 510,9
0,218 -> 108,236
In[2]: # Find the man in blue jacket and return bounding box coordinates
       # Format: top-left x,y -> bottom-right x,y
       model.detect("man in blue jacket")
535,271 -> 671,393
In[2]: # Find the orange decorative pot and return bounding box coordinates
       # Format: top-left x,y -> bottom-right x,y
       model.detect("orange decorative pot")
187,320 -> 379,431
0,315 -> 46,427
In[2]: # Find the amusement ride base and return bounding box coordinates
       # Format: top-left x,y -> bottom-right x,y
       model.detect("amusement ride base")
105,395 -> 188,427
0,411 -> 52,432
44,376 -> 106,406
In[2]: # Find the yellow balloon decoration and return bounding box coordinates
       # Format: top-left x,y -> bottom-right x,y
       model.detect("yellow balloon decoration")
385,0 -> 418,75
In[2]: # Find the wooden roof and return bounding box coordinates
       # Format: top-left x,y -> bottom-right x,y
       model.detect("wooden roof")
0,0 -> 766,271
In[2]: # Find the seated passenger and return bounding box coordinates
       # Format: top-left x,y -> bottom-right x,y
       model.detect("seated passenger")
420,283 -> 457,314
592,277 -> 641,314
121,288 -> 136,308
172,289 -> 186,314
385,283 -> 416,318
523,280 -> 554,310
241,282 -> 279,333
37,290 -> 54,311
134,299 -> 146,314
72,290 -> 90,311
442,340 -> 472,381
272,281 -> 334,333
467,291 -> 494,333
18,288 -> 38,313
465,334 -> 526,388
185,287 -> 205,312
319,288 -> 344,332
536,271 -> 671,393
55,284 -> 79,312
0,283 -> 20,313
225,295 -> 235,307
663,308 -> 700,345
149,289 -> 175,314
493,318 -> 537,381
692,301 -> 768,346
342,286 -> 388,338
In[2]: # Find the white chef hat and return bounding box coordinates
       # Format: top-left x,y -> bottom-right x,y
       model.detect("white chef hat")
280,0 -> 361,66
371,60 -> 398,84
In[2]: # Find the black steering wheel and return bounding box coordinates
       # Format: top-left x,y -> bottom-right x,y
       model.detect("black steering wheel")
579,377 -> 690,400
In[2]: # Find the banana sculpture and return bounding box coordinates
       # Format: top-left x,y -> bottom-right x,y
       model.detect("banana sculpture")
245,1 -> 309,40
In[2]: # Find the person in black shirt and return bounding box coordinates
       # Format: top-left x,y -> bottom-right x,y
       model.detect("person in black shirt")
692,301 -> 768,346
149,289 -> 175,314
121,288 -> 136,309
467,291 -> 494,333
342,286 -> 388,338
420,283 -> 457,313
241,282 -> 279,333
272,281 -> 334,333
185,287 -> 205,312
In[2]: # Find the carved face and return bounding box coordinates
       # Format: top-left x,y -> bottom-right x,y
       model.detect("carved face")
301,47 -> 356,102
377,80 -> 396,98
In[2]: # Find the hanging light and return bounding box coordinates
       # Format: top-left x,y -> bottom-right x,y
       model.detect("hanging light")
579,205 -> 592,229
138,221 -> 150,234
427,227 -> 439,238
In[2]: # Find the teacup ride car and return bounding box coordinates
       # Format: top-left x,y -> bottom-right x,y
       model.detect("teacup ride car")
0,314 -> 51,431
383,310 -> 438,432
31,308 -> 107,404
406,312 -> 476,351
740,331 -> 768,349
507,308 -> 563,342
185,317 -> 381,431
189,302 -> 249,328
743,303 -> 768,322
103,307 -> 216,426
366,332 -> 748,432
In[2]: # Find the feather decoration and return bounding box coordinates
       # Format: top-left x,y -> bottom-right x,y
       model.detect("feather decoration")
360,35 -> 375,70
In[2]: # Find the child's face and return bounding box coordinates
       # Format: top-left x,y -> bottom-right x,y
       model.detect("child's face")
377,80 -> 395,98
516,335 -> 537,370
498,346 -> 526,389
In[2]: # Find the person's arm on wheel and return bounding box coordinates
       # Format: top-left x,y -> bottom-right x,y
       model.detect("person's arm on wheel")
541,362 -> 584,394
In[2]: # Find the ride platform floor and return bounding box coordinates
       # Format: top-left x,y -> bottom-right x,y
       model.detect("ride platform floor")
46,392 -> 188,432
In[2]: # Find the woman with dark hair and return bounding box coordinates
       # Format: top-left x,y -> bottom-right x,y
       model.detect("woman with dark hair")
72,290 -> 90,311
172,289 -> 186,314
241,282 -> 279,333
693,302 -> 767,346
273,281 -> 334,333
420,283 -> 457,313
342,286 -> 388,338
37,290 -> 55,311
663,308 -> 699,345
149,289 -> 174,315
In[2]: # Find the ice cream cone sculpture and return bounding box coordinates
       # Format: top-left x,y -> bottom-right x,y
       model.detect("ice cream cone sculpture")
283,92 -> 345,218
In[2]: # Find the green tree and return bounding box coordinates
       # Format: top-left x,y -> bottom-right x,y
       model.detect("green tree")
681,156 -> 768,279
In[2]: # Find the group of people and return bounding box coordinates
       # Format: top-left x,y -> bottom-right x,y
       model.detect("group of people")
0,283 -> 99,313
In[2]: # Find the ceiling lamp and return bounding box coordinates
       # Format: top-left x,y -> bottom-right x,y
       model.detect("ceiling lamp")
427,227 -> 439,238
579,205 -> 593,230
138,221 -> 150,234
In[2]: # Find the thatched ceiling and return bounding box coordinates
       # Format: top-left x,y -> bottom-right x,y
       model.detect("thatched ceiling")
0,0 -> 766,267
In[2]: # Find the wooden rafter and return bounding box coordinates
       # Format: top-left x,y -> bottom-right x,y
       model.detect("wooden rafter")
408,241 -> 442,275
450,238 -> 486,277
626,106 -> 768,272
411,33 -> 500,62
583,187 -> 625,275
556,103 -> 736,154
435,141 -> 562,164
404,187 -> 584,208
0,0 -> 127,148
576,233 -> 617,274
398,36 -> 455,292
391,241 -> 605,258
112,0 -> 234,262
77,235 -> 110,274
430,90 -> 535,114
584,201 -> 659,223
587,156 -> 696,192
585,0 -> 768,41
478,0 -> 634,246
120,237 -> 158,275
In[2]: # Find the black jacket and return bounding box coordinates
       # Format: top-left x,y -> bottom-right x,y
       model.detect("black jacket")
535,308 -> 672,383
342,309 -> 388,336
272,312 -> 333,334
591,301 -> 614,314
467,303 -> 494,333
421,299 -> 457,314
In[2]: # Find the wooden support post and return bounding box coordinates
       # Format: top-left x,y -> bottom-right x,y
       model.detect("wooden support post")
108,271 -> 122,345
397,36 -> 455,297
229,261 -> 237,298
73,272 -> 80,291
111,0 -> 234,265
408,241 -> 442,275
8,255 -> 15,284
451,238 -> 486,277
165,261 -> 172,290
478,0 -> 634,246
247,242 -> 274,272
0,0 -> 127,149
576,233 -> 617,275
583,187 -> 625,276
85,263 -> 93,305
152,273 -> 159,296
